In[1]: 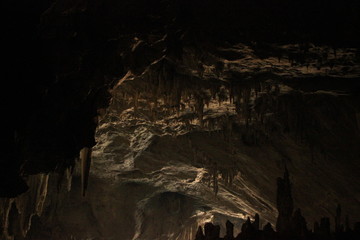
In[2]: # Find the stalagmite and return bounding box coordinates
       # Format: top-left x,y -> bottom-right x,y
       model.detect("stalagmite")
345,214 -> 350,232
204,222 -> 220,240
224,220 -> 234,240
335,203 -> 343,233
321,217 -> 331,235
253,213 -> 260,230
237,217 -> 256,239
290,208 -> 308,237
276,166 -> 293,234
195,226 -> 205,240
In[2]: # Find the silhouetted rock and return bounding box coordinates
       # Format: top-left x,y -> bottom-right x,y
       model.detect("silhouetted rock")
236,217 -> 256,240
290,208 -> 308,238
335,204 -> 344,233
262,222 -> 276,239
263,222 -> 275,233
195,226 -> 205,240
204,222 -> 220,240
224,220 -> 234,240
314,221 -> 320,233
276,166 -> 293,234
314,217 -> 331,239
195,169 -> 360,240
252,213 -> 260,231
345,215 -> 350,232
354,222 -> 360,233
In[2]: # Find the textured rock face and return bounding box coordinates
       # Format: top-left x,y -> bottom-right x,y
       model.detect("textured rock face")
15,72 -> 360,240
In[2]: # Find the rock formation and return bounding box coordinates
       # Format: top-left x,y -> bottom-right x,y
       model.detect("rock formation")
276,166 -> 293,234
195,169 -> 360,240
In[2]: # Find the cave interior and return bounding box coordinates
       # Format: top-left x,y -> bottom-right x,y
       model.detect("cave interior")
1,0 -> 360,240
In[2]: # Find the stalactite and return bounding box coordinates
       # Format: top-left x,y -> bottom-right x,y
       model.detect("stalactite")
109,41 -> 352,205
65,167 -> 73,192
80,147 -> 92,196
229,84 -> 234,104
0,198 -> 14,240
212,163 -> 219,196
236,87 -> 250,127
133,91 -> 139,111
1,174 -> 49,240
14,174 -> 49,237
195,95 -> 205,127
